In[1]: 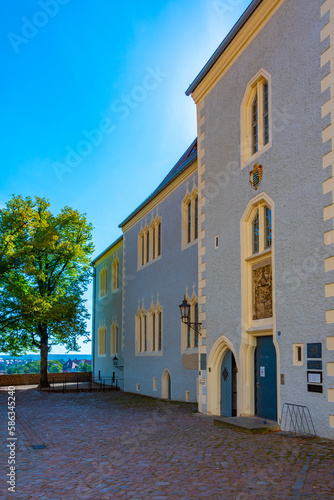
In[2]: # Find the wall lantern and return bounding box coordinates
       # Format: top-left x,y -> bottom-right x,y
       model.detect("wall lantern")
179,296 -> 202,335
113,356 -> 124,369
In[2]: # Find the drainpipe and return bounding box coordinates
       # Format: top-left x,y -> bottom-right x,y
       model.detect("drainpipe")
91,266 -> 96,378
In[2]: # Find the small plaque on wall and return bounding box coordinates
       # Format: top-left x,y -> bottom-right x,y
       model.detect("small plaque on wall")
307,371 -> 322,384
308,384 -> 323,393
307,360 -> 322,370
307,343 -> 322,359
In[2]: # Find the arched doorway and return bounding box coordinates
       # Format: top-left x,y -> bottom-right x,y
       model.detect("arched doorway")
161,369 -> 171,399
207,336 -> 239,417
220,350 -> 237,417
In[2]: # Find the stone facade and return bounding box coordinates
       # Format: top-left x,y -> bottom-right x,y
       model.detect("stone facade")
186,0 -> 334,439
92,0 -> 334,438
92,236 -> 124,388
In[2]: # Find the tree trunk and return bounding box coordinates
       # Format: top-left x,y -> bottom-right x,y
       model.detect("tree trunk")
39,324 -> 49,388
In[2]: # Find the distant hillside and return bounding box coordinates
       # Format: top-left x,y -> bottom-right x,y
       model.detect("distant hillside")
0,354 -> 91,362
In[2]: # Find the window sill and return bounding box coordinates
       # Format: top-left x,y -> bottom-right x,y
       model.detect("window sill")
182,347 -> 199,353
97,354 -> 107,357
182,238 -> 198,251
245,248 -> 271,263
241,141 -> 272,169
136,350 -> 163,357
138,254 -> 162,271
99,294 -> 108,300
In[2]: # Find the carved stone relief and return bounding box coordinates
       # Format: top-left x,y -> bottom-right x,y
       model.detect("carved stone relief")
252,259 -> 272,319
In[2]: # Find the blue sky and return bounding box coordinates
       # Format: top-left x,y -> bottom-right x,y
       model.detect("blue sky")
0,0 -> 252,354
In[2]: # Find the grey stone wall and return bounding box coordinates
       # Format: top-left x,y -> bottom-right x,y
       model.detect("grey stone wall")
200,0 -> 332,437
123,169 -> 199,402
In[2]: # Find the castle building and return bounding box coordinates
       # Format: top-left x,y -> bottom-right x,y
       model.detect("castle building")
92,0 -> 334,439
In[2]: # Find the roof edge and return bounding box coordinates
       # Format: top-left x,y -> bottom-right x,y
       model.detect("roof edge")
185,0 -> 264,96
91,235 -> 123,266
118,140 -> 197,229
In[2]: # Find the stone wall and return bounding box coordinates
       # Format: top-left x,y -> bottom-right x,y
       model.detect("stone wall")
0,371 -> 92,386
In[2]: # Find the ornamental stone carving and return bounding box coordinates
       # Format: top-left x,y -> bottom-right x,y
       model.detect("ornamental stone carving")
252,260 -> 272,320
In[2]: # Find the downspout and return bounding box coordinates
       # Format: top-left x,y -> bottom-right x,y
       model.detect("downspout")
91,266 -> 96,378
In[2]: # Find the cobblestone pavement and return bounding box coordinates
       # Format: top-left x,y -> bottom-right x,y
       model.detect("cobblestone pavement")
0,389 -> 334,500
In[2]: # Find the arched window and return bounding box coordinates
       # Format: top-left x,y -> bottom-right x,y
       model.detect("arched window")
99,267 -> 107,298
252,211 -> 259,254
157,220 -> 161,256
158,311 -> 162,351
136,302 -> 162,354
241,196 -> 273,328
241,69 -> 272,167
110,322 -> 118,354
250,204 -> 271,256
181,293 -> 199,350
138,216 -> 161,268
182,188 -> 198,247
112,258 -> 119,291
98,325 -> 106,355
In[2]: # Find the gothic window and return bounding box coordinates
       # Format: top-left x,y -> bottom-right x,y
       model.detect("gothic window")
265,206 -> 272,248
182,294 -> 199,350
110,323 -> 118,354
138,216 -> 161,268
112,258 -> 119,291
98,325 -> 106,355
182,188 -> 198,248
136,302 -> 162,354
99,267 -> 107,298
241,69 -> 272,167
252,211 -> 259,254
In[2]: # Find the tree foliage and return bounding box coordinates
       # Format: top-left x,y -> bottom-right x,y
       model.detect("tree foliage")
6,359 -> 63,374
78,361 -> 92,372
0,195 -> 94,386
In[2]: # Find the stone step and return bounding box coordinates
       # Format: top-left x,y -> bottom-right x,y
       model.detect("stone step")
214,416 -> 279,434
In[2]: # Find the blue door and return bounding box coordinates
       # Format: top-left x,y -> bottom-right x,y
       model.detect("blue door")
221,350 -> 232,417
255,336 -> 277,421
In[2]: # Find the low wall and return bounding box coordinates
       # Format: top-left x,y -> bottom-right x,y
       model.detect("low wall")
0,371 -> 92,386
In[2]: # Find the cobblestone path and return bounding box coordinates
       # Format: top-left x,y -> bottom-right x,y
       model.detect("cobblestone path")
0,389 -> 333,499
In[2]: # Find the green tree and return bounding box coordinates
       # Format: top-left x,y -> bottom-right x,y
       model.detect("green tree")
23,360 -> 40,373
48,360 -> 63,373
78,361 -> 91,372
0,195 -> 94,388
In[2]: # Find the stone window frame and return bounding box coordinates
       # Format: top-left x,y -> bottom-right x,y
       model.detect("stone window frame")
240,68 -> 272,168
110,322 -> 118,355
98,325 -> 106,356
241,193 -> 274,331
182,187 -> 198,249
135,300 -> 163,356
112,257 -> 119,292
138,215 -> 162,270
181,292 -> 199,352
99,266 -> 107,298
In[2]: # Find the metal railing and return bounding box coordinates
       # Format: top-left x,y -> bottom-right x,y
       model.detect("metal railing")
48,376 -> 123,393
281,403 -> 316,437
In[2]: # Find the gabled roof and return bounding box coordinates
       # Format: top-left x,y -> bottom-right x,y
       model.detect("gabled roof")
185,0 -> 264,96
119,139 -> 197,228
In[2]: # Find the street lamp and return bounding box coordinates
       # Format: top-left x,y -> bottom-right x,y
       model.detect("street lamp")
113,356 -> 124,369
179,296 -> 202,335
